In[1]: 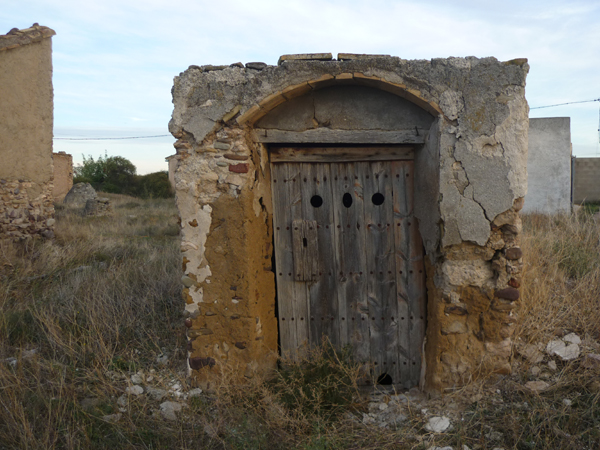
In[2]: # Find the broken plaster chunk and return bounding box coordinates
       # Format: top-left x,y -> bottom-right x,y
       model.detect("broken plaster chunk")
125,385 -> 144,395
546,340 -> 580,361
424,416 -> 451,433
518,344 -> 544,364
563,333 -> 581,345
160,401 -> 183,421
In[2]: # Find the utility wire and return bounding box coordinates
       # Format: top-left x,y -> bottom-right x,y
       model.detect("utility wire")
530,98 -> 600,109
53,134 -> 171,141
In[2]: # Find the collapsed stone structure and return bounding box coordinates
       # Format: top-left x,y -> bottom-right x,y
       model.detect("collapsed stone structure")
170,53 -> 529,392
63,182 -> 97,208
52,151 -> 74,201
0,24 -> 56,240
83,198 -> 113,217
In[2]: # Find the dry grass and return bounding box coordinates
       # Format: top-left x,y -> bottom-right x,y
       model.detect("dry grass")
2,200 -> 600,449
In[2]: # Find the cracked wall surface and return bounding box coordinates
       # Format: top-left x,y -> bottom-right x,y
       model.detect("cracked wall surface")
170,54 -> 529,392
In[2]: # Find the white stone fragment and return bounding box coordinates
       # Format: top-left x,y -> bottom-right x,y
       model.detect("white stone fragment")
519,344 -> 544,364
563,333 -> 581,345
562,399 -> 572,406
425,416 -> 451,433
547,360 -> 557,371
131,372 -> 144,384
160,401 -> 183,421
546,340 -> 580,360
125,385 -> 144,395
117,395 -> 128,407
187,388 -> 203,398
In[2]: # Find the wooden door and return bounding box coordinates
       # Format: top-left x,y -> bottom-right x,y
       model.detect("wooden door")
271,147 -> 426,388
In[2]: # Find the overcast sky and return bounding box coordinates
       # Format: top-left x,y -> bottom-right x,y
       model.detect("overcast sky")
4,0 -> 600,173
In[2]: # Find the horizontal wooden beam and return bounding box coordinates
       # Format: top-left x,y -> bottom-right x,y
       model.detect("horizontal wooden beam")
270,146 -> 414,163
253,128 -> 426,144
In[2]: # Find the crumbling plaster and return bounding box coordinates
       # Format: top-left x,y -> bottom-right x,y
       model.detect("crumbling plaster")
170,55 -> 529,391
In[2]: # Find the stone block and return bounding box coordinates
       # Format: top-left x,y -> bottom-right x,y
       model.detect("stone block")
278,53 -> 332,65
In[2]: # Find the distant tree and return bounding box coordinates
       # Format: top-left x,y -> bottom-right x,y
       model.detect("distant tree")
74,152 -> 137,195
74,154 -> 174,198
134,171 -> 174,199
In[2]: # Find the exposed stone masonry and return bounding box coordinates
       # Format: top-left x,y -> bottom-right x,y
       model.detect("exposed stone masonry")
84,198 -> 113,217
0,178 -> 55,240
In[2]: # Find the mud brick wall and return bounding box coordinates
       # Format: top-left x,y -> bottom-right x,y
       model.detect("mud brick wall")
52,152 -> 73,201
0,24 -> 56,240
170,54 -> 529,392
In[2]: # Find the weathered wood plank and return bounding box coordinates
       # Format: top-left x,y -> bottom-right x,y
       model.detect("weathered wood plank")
405,163 -> 426,384
292,219 -> 318,281
392,161 -> 414,387
363,161 -> 399,384
254,128 -> 426,144
392,161 -> 425,386
270,146 -> 414,163
271,163 -> 298,358
330,163 -> 370,367
285,164 -> 310,354
300,163 -> 340,348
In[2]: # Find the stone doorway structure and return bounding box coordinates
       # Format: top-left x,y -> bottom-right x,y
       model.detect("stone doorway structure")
170,54 -> 529,392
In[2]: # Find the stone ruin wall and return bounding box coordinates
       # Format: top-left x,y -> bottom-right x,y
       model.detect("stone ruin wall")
52,152 -> 74,201
170,55 -> 529,392
0,25 -> 56,240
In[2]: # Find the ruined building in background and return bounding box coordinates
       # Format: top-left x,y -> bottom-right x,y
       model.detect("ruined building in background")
170,54 -> 529,392
52,151 -> 74,201
523,117 -> 572,214
0,24 -> 56,240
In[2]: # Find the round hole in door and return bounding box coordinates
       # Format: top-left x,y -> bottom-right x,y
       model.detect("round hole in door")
342,192 -> 353,208
372,193 -> 385,205
310,195 -> 323,208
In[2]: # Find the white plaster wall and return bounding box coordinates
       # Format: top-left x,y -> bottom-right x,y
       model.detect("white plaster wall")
523,117 -> 572,214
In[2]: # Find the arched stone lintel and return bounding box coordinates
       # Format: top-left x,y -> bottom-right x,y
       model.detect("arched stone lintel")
236,72 -> 445,126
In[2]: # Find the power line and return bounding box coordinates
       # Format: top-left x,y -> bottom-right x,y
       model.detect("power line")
53,134 -> 171,141
530,98 -> 600,109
